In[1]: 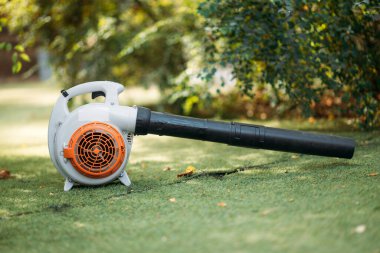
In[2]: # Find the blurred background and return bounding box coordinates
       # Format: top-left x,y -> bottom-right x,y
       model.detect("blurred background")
0,0 -> 379,129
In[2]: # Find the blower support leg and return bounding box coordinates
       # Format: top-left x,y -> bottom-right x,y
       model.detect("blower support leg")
64,178 -> 74,192
119,171 -> 131,187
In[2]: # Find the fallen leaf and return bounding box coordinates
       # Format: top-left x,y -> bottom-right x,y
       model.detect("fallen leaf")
185,166 -> 196,173
217,202 -> 227,207
354,224 -> 366,234
368,172 -> 378,177
260,208 -> 276,216
0,169 -> 11,179
74,222 -> 86,228
163,166 -> 171,171
177,165 -> 196,178
308,117 -> 316,124
169,198 -> 176,203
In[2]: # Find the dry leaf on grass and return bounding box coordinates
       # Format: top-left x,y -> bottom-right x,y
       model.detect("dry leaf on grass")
177,165 -> 196,178
260,208 -> 277,216
308,117 -> 316,124
0,169 -> 11,180
74,222 -> 86,228
368,172 -> 378,177
354,224 -> 366,234
217,202 -> 227,207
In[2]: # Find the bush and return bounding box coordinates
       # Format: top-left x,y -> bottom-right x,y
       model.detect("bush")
198,0 -> 380,128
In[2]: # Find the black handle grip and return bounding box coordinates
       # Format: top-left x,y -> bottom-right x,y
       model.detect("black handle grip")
135,107 -> 355,159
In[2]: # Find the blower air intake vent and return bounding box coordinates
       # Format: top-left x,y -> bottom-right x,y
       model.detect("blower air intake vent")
64,122 -> 126,178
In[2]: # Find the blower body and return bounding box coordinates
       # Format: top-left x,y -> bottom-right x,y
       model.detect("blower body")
48,81 -> 355,191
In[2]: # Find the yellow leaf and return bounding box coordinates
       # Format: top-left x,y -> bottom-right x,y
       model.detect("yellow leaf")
14,45 -> 25,52
20,53 -> 30,62
317,23 -> 327,32
12,61 -> 22,73
185,165 -> 196,173
177,165 -> 196,178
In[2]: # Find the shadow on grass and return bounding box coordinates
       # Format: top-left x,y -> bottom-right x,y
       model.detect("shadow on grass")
0,151 -> 366,220
176,159 -> 289,181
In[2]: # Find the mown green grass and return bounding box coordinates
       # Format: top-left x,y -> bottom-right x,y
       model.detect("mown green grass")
0,82 -> 379,253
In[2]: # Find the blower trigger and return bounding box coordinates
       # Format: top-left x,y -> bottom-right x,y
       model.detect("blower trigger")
92,91 -> 106,99
60,89 -> 69,97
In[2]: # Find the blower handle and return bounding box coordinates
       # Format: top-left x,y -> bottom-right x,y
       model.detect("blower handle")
134,107 -> 355,159
62,81 -> 124,106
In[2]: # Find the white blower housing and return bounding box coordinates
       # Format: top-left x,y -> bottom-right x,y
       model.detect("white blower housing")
48,81 -> 137,191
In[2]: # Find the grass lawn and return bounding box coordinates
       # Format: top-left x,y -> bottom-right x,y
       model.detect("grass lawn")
0,82 -> 379,253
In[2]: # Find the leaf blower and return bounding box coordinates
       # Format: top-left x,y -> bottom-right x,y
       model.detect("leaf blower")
48,81 -> 355,191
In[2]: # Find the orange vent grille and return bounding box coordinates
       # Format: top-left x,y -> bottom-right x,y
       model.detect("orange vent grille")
64,122 -> 126,178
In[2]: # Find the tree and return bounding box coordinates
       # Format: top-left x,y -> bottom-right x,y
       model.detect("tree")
0,5 -> 30,74
198,0 -> 380,128
1,0 -> 203,89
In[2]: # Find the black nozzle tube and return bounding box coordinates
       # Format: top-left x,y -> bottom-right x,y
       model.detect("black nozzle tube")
135,107 -> 355,159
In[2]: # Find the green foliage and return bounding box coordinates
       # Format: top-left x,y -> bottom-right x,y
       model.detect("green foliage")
0,14 -> 30,74
166,72 -> 213,115
2,0 -> 203,89
198,0 -> 380,128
